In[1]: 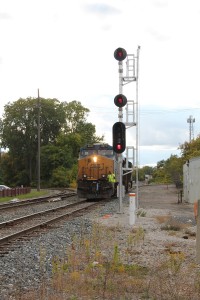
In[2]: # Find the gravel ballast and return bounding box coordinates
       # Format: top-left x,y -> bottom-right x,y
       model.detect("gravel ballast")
0,184 -> 197,300
0,196 -> 120,299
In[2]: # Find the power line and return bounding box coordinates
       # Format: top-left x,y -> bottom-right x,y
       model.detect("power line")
88,105 -> 200,115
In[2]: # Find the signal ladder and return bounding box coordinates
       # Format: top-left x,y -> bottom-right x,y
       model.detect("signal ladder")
123,48 -> 140,208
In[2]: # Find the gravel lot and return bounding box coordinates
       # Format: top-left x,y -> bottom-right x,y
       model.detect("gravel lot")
96,184 -> 196,267
0,184 -> 198,299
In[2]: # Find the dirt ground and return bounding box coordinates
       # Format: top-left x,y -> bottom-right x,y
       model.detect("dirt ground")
96,183 -> 197,269
138,183 -> 194,217
98,184 -> 195,227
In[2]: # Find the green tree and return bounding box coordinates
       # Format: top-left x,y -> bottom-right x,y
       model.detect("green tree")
152,166 -> 167,183
152,155 -> 183,186
76,121 -> 104,145
40,143 -> 73,183
0,97 -> 66,185
63,100 -> 90,133
50,166 -> 69,188
63,100 -> 104,144
0,98 -> 104,187
179,135 -> 200,161
136,166 -> 154,182
0,153 -> 16,186
164,155 -> 183,186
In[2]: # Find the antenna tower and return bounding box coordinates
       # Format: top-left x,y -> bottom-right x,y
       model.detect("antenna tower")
187,115 -> 195,142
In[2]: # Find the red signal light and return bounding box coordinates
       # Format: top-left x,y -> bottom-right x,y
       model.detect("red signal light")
114,94 -> 127,108
118,97 -> 123,104
117,144 -> 122,150
118,51 -> 123,58
114,47 -> 127,62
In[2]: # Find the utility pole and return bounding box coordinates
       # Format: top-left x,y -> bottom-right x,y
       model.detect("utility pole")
37,88 -> 41,191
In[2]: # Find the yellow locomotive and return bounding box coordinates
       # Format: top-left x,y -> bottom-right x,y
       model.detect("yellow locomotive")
77,143 -> 132,199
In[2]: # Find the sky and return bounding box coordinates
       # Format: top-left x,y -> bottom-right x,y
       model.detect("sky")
1,0 -> 200,167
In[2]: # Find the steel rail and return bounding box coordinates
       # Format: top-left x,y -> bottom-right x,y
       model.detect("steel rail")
0,200 -> 96,247
0,199 -> 87,229
0,191 -> 77,211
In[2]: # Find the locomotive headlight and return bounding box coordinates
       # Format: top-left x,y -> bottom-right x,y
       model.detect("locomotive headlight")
93,156 -> 97,163
83,174 -> 87,178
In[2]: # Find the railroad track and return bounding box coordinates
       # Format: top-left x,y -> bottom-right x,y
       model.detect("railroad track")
0,199 -> 98,256
0,189 -> 77,211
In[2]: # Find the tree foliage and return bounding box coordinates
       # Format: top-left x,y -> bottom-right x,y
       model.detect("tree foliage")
146,133 -> 200,186
4,96 -> 200,188
63,101 -> 89,133
179,135 -> 200,161
137,166 -> 154,182
0,98 -> 103,187
139,136 -> 200,186
151,155 -> 183,186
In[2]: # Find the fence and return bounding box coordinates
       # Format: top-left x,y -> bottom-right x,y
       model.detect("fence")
0,187 -> 31,198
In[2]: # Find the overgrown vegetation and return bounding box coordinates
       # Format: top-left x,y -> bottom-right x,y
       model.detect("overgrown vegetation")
14,221 -> 200,300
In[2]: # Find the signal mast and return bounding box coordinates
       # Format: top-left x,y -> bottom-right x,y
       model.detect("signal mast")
113,47 -> 140,212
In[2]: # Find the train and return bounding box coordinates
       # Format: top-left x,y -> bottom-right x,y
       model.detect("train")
77,143 -> 133,199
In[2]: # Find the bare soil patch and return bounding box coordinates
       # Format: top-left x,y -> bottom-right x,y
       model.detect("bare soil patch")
139,184 -> 192,214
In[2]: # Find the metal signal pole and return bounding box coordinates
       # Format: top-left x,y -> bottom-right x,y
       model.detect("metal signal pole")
118,60 -> 124,213
114,46 -> 141,212
135,46 -> 141,208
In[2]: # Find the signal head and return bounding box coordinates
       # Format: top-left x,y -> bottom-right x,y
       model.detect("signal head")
114,47 -> 127,61
114,94 -> 127,108
112,122 -> 126,154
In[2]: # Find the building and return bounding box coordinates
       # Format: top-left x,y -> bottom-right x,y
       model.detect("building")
183,156 -> 200,203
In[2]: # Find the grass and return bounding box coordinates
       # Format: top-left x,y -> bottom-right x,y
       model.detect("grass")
0,189 -> 50,203
161,223 -> 182,231
155,214 -> 196,240
14,223 -> 149,300
157,216 -> 190,232
155,215 -> 171,224
136,209 -> 147,217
